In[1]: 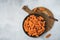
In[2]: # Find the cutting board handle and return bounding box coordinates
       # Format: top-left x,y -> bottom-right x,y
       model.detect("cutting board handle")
22,6 -> 34,14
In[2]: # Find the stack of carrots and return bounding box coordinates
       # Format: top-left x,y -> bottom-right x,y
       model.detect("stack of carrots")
24,15 -> 45,37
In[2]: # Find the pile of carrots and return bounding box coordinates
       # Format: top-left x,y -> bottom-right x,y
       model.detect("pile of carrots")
24,15 -> 45,37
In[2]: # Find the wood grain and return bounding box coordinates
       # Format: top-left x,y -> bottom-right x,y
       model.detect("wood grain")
32,7 -> 55,32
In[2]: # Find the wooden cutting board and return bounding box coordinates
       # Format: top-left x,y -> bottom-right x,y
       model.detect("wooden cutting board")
22,6 -> 55,32
32,7 -> 55,32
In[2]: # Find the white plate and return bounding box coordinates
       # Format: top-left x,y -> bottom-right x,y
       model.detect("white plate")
0,0 -> 60,40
